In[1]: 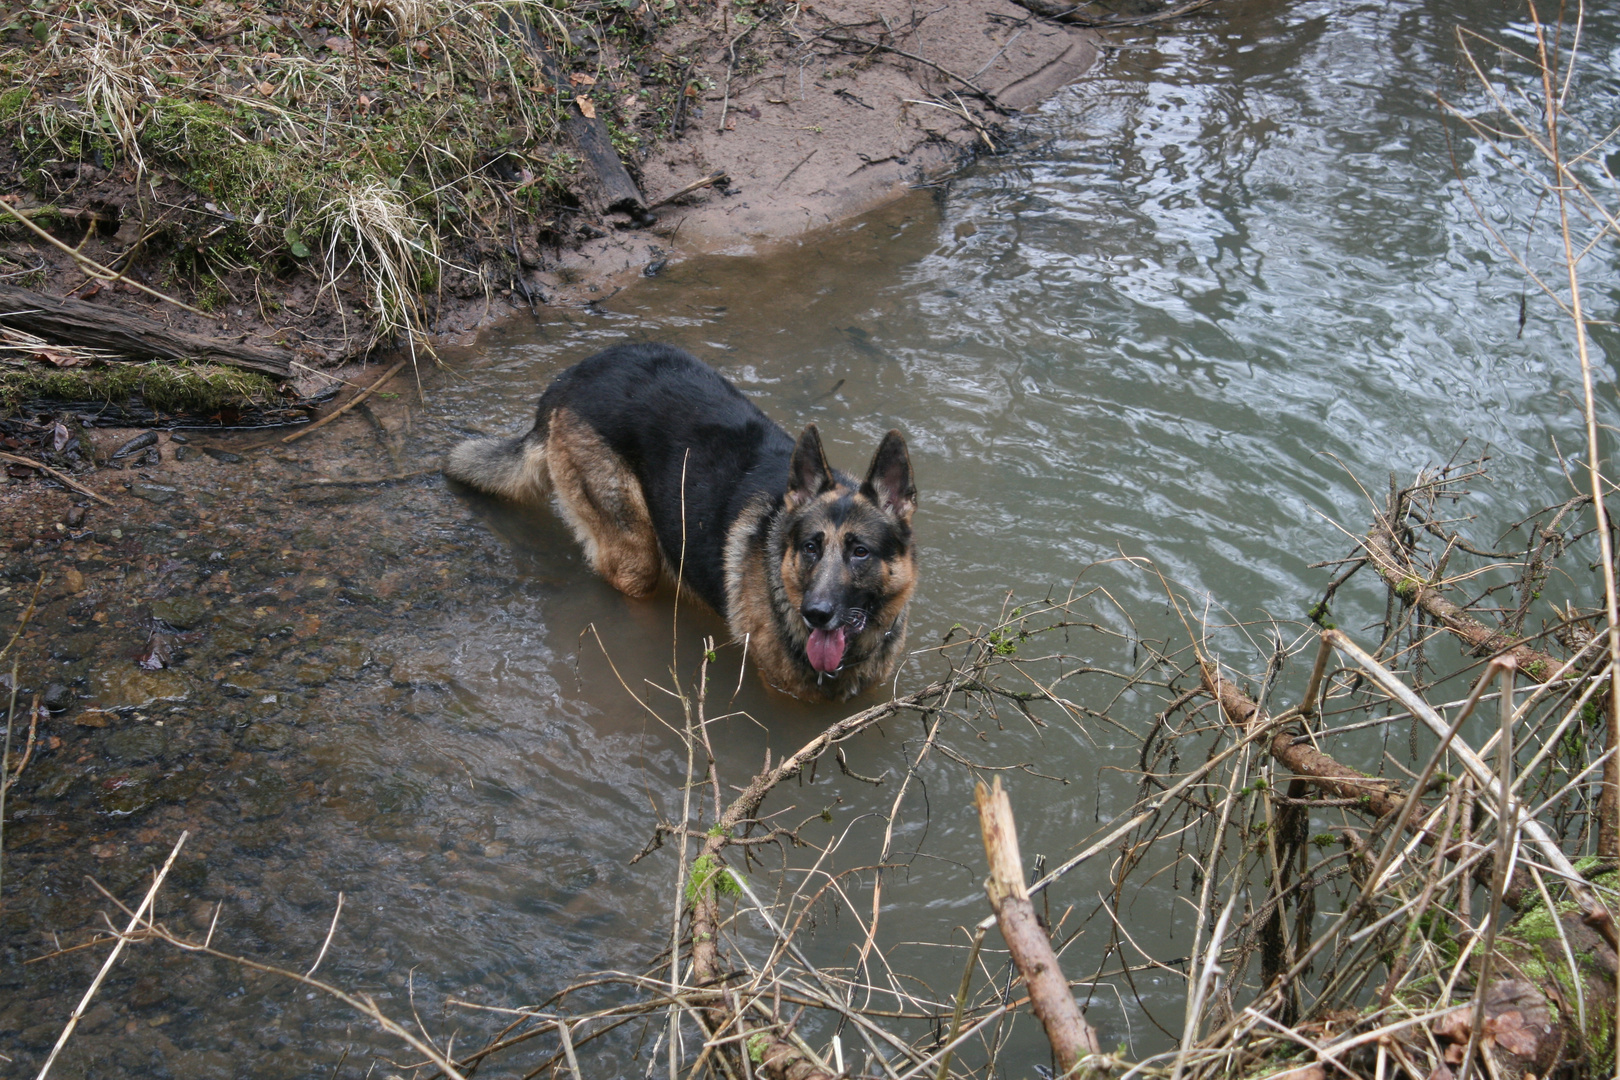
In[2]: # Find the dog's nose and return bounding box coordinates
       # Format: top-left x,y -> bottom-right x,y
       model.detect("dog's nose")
802,599 -> 837,629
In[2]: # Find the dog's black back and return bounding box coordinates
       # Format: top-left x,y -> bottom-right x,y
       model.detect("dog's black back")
534,344 -> 794,614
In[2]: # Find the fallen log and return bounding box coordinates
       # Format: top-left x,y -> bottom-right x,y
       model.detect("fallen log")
500,16 -> 647,218
1199,659 -> 1406,819
0,285 -> 293,379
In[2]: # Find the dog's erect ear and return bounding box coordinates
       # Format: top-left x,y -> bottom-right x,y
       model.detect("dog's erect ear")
787,424 -> 836,507
861,430 -> 916,522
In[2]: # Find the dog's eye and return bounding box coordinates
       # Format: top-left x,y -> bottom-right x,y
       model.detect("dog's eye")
851,544 -> 870,559
801,538 -> 821,559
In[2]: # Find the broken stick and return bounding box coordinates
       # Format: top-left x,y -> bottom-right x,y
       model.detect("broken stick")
976,776 -> 1102,1078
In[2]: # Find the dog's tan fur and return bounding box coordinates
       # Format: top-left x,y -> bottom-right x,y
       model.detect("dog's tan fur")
545,409 -> 663,596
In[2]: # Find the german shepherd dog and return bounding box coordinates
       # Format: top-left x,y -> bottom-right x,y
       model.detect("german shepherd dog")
443,343 -> 918,701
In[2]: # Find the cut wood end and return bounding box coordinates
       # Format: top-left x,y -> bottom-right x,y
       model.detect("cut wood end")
975,776 -> 1029,903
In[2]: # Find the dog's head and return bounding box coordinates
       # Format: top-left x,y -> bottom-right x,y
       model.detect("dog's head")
778,424 -> 917,676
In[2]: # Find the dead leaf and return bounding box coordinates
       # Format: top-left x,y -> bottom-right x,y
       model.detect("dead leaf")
1425,1065 -> 1455,1080
261,51 -> 280,61
1485,1010 -> 1543,1059
569,72 -> 596,86
575,95 -> 596,118
36,346 -> 83,367
258,80 -> 275,96
137,631 -> 172,671
324,36 -> 353,54
1433,1009 -> 1471,1044
52,421 -> 69,451
1270,1068 -> 1325,1080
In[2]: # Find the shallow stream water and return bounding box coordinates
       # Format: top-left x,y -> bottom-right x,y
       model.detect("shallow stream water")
6,0 -> 1620,1075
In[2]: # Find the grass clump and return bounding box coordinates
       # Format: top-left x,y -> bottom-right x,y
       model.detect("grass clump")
0,0 -> 663,348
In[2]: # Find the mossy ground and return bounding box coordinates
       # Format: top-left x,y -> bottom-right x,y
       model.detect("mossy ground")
0,358 -> 282,415
0,0 -> 702,417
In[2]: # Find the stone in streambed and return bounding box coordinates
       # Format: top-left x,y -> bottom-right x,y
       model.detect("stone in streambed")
90,666 -> 191,709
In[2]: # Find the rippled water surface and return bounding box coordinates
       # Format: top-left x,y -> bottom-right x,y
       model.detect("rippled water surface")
7,0 -> 1620,1075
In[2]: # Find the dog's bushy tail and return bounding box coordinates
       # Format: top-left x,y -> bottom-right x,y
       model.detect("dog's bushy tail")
443,434 -> 552,505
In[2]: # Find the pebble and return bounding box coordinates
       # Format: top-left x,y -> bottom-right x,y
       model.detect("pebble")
150,595 -> 207,628
105,724 -> 170,762
91,666 -> 191,709
131,482 -> 178,505
389,649 -> 456,687
202,447 -> 243,464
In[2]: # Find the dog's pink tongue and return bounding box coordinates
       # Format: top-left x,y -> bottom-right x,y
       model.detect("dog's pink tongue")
806,626 -> 847,673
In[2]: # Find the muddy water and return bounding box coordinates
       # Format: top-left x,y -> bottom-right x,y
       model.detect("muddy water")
6,0 -> 1620,1075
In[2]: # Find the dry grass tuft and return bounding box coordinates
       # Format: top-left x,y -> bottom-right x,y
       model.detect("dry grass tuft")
318,180 -> 437,347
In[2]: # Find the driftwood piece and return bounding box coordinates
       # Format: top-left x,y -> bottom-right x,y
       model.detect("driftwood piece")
0,285 -> 293,379
501,16 -> 646,217
975,777 -> 1102,1078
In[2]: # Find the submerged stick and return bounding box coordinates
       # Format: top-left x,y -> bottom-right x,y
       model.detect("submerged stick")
975,777 -> 1101,1078
37,831 -> 190,1080
0,452 -> 115,506
278,357 -> 407,446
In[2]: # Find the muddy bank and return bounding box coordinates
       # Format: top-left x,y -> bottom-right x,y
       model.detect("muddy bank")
543,0 -> 1101,302
0,0 -> 1100,409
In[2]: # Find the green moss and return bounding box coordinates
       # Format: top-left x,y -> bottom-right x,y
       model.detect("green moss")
1395,576 -> 1423,602
1488,868 -> 1620,1066
0,360 -> 280,416
685,853 -> 741,905
143,98 -> 287,207
0,85 -> 29,122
